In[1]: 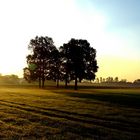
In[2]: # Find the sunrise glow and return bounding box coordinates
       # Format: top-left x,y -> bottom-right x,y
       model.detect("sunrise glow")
0,0 -> 139,82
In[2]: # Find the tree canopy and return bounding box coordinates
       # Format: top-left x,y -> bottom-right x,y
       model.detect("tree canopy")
24,36 -> 58,88
24,36 -> 98,89
60,38 -> 98,89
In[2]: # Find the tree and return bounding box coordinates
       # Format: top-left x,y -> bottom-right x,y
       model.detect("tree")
25,36 -> 57,88
48,49 -> 62,87
134,79 -> 140,84
114,77 -> 119,82
23,67 -> 31,82
106,77 -> 114,83
60,38 -> 98,90
100,77 -> 103,83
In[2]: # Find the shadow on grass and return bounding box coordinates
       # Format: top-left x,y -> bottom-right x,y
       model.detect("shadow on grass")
53,90 -> 140,109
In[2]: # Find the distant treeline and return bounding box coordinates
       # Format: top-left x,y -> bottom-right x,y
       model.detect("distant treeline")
95,77 -> 126,83
0,74 -> 20,84
95,77 -> 140,84
0,74 -> 32,85
0,74 -> 140,88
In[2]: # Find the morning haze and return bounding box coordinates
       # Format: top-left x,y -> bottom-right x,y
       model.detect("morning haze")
0,0 -> 139,81
0,0 -> 139,139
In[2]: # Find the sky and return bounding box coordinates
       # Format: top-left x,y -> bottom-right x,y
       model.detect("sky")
0,0 -> 140,82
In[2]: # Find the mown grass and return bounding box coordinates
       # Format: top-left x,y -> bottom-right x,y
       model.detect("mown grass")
0,86 -> 139,139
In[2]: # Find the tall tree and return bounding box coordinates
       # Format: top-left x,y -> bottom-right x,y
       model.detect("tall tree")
26,36 -> 57,88
60,38 -> 98,90
48,49 -> 61,87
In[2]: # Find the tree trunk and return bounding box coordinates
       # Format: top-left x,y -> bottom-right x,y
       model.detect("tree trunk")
65,72 -> 68,88
39,59 -> 41,88
56,79 -> 59,88
39,77 -> 41,88
41,70 -> 45,88
65,77 -> 68,88
42,78 -> 45,88
41,59 -> 45,88
56,70 -> 59,88
74,76 -> 78,90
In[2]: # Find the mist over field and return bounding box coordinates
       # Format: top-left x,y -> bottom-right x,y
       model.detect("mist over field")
0,0 -> 140,139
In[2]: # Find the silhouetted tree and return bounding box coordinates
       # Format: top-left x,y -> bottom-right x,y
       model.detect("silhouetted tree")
134,79 -> 140,84
23,58 -> 38,84
96,78 -> 99,83
26,36 -> 57,88
100,77 -> 103,83
48,49 -> 62,87
103,78 -> 106,82
59,43 -> 71,88
23,67 -> 31,82
60,38 -> 98,90
114,77 -> 119,82
106,77 -> 114,83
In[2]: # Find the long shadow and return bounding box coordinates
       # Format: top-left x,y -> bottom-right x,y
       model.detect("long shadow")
53,91 -> 140,109
0,99 -> 139,124
1,99 -> 140,134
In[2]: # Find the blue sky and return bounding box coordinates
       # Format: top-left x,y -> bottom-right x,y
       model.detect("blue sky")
78,0 -> 140,36
75,0 -> 140,81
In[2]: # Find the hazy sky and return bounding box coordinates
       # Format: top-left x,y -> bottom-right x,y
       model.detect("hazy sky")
0,0 -> 140,82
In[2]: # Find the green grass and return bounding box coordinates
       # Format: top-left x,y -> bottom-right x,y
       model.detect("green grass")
0,86 -> 139,139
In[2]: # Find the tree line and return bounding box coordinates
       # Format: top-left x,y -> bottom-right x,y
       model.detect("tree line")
95,77 -> 127,83
0,74 -> 19,84
23,36 -> 98,90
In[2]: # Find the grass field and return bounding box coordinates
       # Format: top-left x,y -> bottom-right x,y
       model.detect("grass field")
0,85 -> 140,140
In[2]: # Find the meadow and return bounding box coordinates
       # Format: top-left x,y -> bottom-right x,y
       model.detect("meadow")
0,85 -> 140,140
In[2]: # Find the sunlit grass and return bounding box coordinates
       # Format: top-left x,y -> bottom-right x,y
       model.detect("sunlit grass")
0,86 -> 139,139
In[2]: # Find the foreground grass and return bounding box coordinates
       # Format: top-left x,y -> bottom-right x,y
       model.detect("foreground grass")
0,86 -> 139,139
